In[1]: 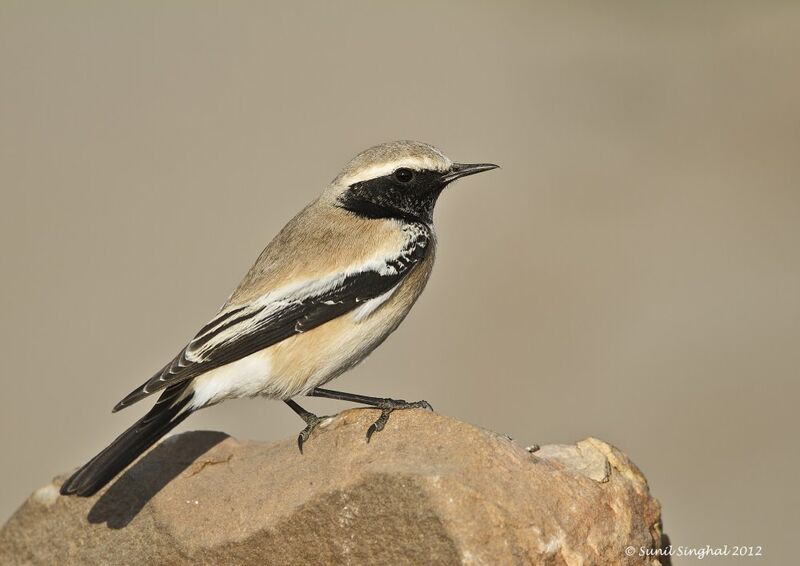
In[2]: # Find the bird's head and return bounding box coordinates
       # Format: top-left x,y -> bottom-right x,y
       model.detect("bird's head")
325,141 -> 498,225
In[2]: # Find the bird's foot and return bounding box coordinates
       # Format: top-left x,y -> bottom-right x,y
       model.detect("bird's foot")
366,398 -> 433,442
296,412 -> 333,454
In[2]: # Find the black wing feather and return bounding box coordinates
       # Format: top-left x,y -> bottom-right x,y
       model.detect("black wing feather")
113,229 -> 429,411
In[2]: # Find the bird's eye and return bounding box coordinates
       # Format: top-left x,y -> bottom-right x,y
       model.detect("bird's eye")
394,168 -> 414,183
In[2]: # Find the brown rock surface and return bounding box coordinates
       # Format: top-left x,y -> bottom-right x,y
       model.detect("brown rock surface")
0,409 -> 665,565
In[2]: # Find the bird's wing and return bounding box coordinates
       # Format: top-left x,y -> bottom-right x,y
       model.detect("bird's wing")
113,228 -> 430,411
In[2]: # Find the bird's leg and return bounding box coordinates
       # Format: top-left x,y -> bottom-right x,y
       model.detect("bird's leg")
284,399 -> 333,453
307,388 -> 433,442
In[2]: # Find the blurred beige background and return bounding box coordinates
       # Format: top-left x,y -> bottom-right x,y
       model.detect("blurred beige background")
2,1 -> 798,563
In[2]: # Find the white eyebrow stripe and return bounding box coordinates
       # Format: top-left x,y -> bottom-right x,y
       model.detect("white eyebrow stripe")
339,155 -> 452,186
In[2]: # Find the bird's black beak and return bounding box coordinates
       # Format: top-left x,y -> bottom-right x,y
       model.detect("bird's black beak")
441,162 -> 500,184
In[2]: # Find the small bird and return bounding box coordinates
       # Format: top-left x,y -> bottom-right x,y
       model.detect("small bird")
60,140 -> 498,497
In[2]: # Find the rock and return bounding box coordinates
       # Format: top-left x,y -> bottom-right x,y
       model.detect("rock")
0,409 -> 665,565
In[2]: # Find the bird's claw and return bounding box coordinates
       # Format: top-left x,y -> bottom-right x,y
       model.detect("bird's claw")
296,414 -> 332,454
366,408 -> 391,442
365,399 -> 433,442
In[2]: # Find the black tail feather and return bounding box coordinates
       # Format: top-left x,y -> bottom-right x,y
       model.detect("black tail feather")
60,386 -> 194,497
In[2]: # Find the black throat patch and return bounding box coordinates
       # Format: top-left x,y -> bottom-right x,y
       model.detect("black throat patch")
337,170 -> 446,225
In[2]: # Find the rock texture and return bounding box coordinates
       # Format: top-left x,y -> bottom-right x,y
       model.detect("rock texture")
0,409 -> 665,565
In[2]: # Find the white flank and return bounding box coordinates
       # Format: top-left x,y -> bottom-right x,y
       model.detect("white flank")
352,286 -> 398,321
189,350 -> 272,409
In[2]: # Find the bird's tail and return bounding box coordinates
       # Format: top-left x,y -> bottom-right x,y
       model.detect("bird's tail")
60,385 -> 195,497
